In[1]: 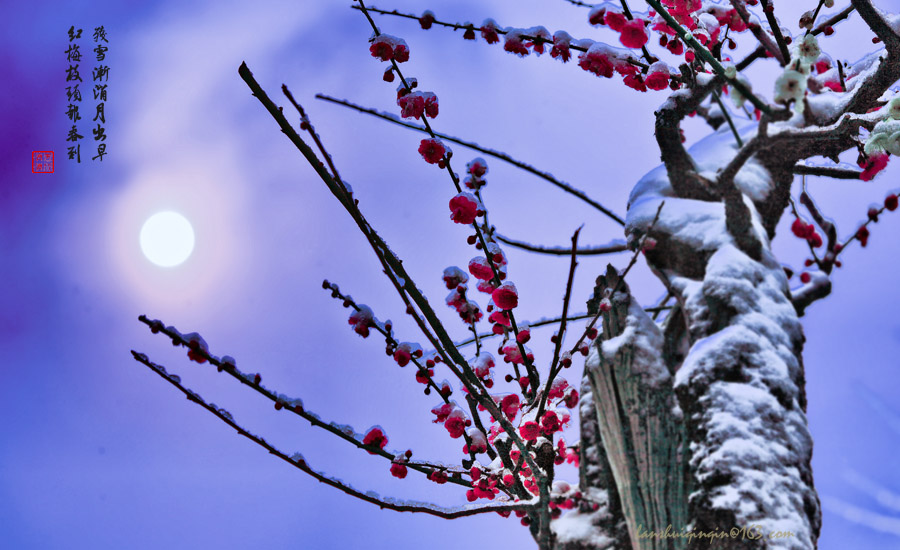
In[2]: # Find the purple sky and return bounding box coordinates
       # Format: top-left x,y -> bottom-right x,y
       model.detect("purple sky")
3,1 -> 900,548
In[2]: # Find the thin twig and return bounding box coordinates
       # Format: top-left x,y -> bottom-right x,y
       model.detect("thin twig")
536,227 -> 582,420
136,315 -> 475,484
792,164 -> 861,179
759,0 -> 792,63
712,89 -> 744,147
315,95 -> 626,225
495,233 -> 628,256
130,351 -> 534,518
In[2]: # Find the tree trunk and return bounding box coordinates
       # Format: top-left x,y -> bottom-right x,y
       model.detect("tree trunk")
553,130 -> 821,549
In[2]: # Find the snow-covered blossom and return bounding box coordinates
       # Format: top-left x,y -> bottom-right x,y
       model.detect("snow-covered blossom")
431,402 -> 454,423
473,353 -> 496,379
773,69 -> 807,107
516,326 -> 531,344
442,266 -> 468,289
481,19 -> 500,44
500,341 -> 533,365
445,285 -> 467,310
393,43 -> 409,63
449,192 -> 479,224
485,242 -> 506,266
457,300 -> 483,324
347,305 -> 374,338
428,470 -> 449,484
370,36 -> 394,61
464,428 -> 488,454
488,308 -> 511,328
466,157 -> 488,177
604,11 -> 627,32
645,62 -> 672,90
794,34 -> 821,65
418,10 -> 435,30
390,462 -> 408,478
503,29 -> 530,57
619,19 -> 649,49
183,332 -> 209,364
578,46 -> 615,78
444,406 -> 468,438
888,97 -> 900,120
500,393 -> 520,420
397,91 -> 439,120
369,35 -> 409,63
392,342 -> 422,367
885,194 -> 899,211
418,138 -> 446,164
550,31 -> 572,62
548,378 -> 569,400
362,427 -> 388,453
492,282 -> 519,310
541,410 -> 562,435
468,257 -> 494,281
519,421 -> 541,441
528,26 -> 551,56
865,119 -> 900,157
859,153 -> 890,181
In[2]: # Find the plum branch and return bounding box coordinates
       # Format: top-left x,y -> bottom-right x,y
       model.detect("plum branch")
130,351 -> 535,518
315,95 -> 626,226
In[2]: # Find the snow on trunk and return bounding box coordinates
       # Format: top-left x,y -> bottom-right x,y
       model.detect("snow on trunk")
624,128 -> 821,549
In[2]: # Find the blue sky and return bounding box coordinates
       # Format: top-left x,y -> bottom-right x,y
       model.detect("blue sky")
3,0 -> 900,548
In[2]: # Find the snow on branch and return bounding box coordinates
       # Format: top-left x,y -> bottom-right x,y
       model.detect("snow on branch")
134,315 -> 473,485
130,351 -> 535,519
495,233 -> 628,256
315,95 -> 626,225
822,1 -> 900,123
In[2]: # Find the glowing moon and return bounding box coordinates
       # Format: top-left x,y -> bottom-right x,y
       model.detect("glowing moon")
140,211 -> 195,267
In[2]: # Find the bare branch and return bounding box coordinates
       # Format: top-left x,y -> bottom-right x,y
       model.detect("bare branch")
828,1 -> 900,121
791,271 -> 832,316
536,228 -> 582,420
130,351 -> 535,519
792,164 -> 862,179
315,95 -> 626,225
730,0 -> 786,64
136,315 -> 472,485
495,232 -> 627,256
758,0 -> 792,64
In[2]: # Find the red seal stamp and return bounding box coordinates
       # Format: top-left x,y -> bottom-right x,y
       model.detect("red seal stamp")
32,151 -> 55,173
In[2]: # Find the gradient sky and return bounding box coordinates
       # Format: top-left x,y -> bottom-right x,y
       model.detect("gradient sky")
3,1 -> 900,549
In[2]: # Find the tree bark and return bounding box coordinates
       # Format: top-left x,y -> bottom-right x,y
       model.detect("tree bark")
554,129 -> 821,549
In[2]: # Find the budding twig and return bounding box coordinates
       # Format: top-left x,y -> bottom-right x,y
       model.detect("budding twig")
135,315 -> 477,485
131,351 -> 533,518
758,0 -> 792,64
354,0 -> 550,486
495,233 -> 628,256
535,227 -> 582,420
